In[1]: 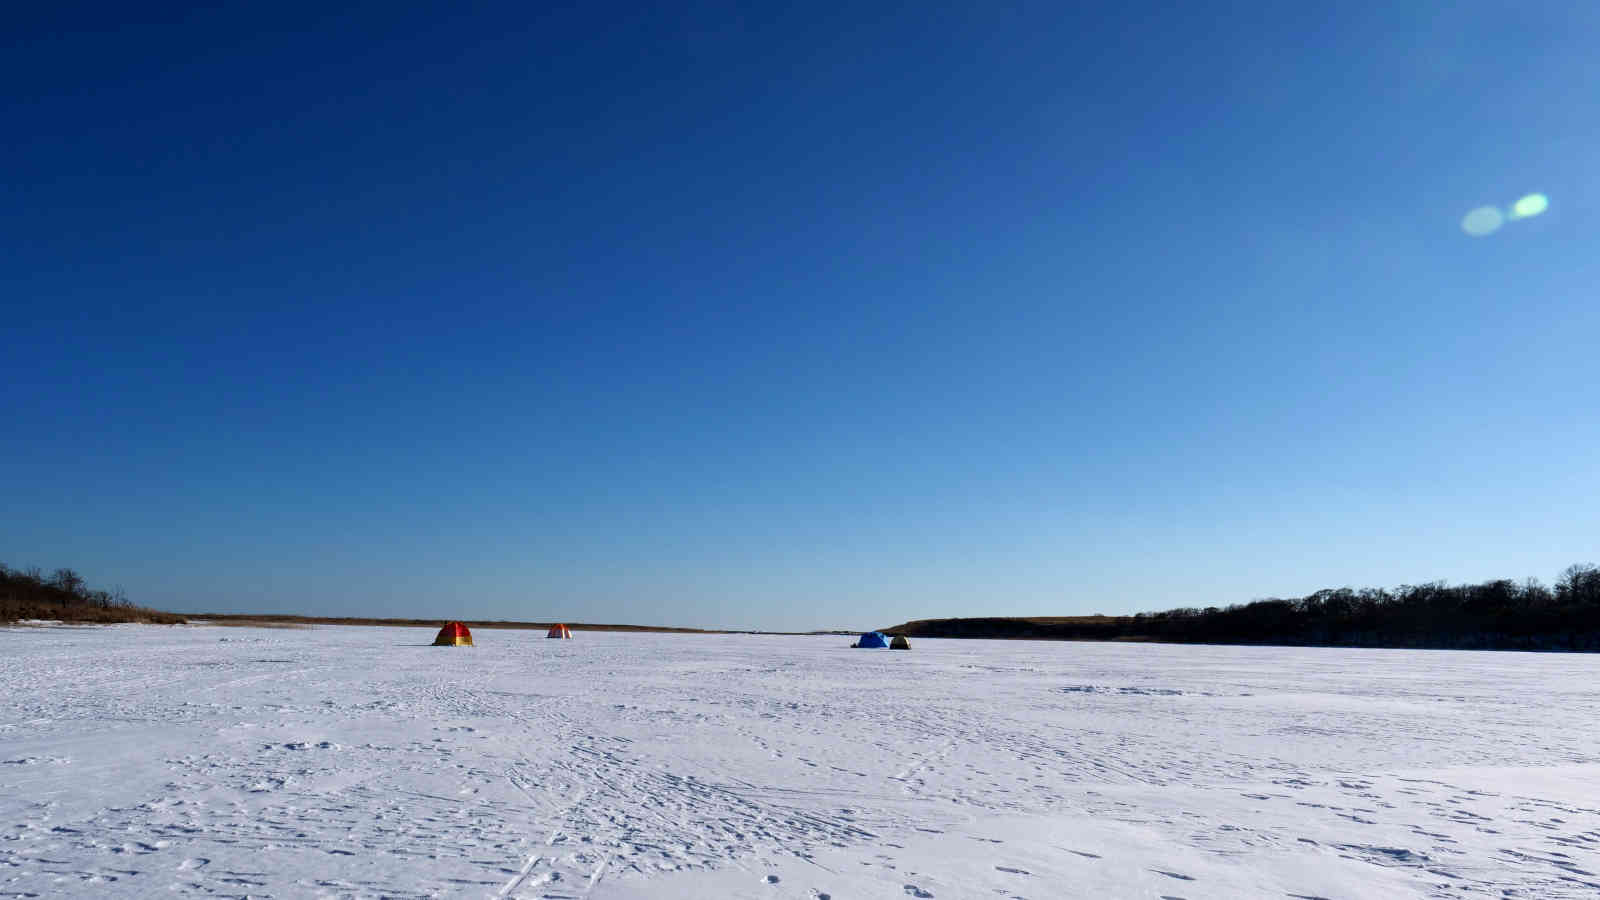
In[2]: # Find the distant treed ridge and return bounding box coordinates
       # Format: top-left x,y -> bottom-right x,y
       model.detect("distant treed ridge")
881,564 -> 1600,651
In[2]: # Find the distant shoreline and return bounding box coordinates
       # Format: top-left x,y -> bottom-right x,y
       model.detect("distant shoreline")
187,613 -> 714,632
184,613 -> 845,636
11,560 -> 1598,652
11,610 -> 1600,653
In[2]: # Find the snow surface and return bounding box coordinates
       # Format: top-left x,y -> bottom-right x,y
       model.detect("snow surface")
3,624 -> 1600,898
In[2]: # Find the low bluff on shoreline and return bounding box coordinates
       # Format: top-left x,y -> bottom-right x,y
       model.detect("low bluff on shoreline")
1,564 -> 185,625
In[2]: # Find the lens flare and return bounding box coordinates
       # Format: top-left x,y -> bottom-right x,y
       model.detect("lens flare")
1460,205 -> 1504,237
1509,193 -> 1549,220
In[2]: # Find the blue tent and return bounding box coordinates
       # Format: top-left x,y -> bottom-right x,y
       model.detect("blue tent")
853,631 -> 888,648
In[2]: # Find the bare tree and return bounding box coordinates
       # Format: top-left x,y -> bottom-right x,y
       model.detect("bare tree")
1557,564 -> 1600,605
51,568 -> 85,594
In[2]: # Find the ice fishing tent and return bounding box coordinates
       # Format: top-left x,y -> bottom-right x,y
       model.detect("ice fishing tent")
433,622 -> 473,646
890,634 -> 910,650
852,631 -> 888,648
547,624 -> 571,639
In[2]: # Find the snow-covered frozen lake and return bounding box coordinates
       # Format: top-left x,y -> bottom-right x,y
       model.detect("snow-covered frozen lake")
3,624 -> 1599,898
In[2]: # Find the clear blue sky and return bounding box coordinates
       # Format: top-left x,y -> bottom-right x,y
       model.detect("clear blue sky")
4,2 -> 1596,630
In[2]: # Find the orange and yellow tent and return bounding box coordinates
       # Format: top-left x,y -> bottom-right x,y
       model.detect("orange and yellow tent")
433,622 -> 473,646
546,623 -> 571,639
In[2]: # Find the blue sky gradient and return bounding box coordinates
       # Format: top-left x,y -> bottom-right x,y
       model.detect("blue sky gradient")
5,2 -> 1597,629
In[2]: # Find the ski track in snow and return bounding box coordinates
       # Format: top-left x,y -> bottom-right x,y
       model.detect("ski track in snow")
2,625 -> 1600,897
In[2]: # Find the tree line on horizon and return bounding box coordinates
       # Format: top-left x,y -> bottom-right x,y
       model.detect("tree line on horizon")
888,563 -> 1600,651
0,563 -> 184,624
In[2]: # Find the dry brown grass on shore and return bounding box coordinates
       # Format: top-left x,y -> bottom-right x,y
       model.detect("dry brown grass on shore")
2,600 -> 187,625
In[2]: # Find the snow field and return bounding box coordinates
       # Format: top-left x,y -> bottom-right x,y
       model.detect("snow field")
3,624 -> 1600,898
